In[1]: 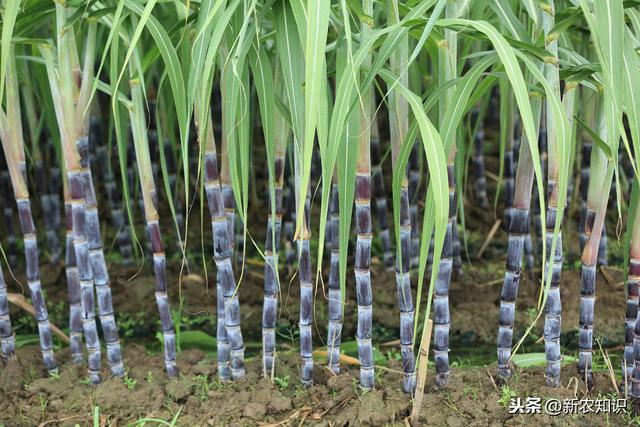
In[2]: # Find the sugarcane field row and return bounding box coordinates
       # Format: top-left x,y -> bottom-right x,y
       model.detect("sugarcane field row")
1,0 -> 640,426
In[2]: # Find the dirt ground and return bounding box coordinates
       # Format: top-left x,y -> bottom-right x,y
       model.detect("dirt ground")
0,343 -> 635,426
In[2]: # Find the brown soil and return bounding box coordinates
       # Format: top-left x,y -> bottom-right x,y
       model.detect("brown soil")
0,344 -> 634,426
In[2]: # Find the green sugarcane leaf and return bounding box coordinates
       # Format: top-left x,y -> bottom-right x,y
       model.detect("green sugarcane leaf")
504,36 -> 553,63
275,2 -> 304,149
337,100 -> 359,302
248,43 -> 276,229
125,0 -> 188,154
274,94 -> 293,129
345,0 -> 373,26
628,8 -> 640,37
512,353 -> 577,368
108,18 -> 140,258
87,0 -> 127,117
559,66 -> 597,84
489,0 -> 529,42
0,0 -> 21,111
580,0 -> 625,221
294,0 -> 330,240
574,115 -> 613,161
188,0 -> 219,135
11,37 -> 50,46
622,28 -> 640,177
551,7 -> 582,36
64,0 -> 100,28
156,330 -> 217,351
522,0 -> 539,27
340,340 -> 386,365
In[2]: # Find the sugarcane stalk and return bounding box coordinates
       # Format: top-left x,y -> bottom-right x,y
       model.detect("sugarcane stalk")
90,116 -> 105,182
194,99 -> 233,381
0,52 -> 58,375
261,88 -> 288,378
282,144 -> 297,267
148,101 -> 161,189
371,115 -> 393,270
579,167 -> 612,389
451,220 -> 462,277
388,0 -> 416,393
494,22 -> 546,374
598,224 -> 608,266
532,110 -> 546,256
432,0 -> 461,388
36,157 -> 61,264
262,165 -> 283,378
0,263 -> 15,362
69,19 -> 125,378
542,1 -> 573,388
1,160 -> 18,269
353,14 -> 375,384
408,140 -> 420,270
44,7 -> 118,381
471,108 -> 489,209
97,124 -> 133,265
502,92 -> 516,230
76,135 -> 125,377
218,91 -> 246,383
578,100 -> 610,388
163,137 -> 185,244
523,213 -> 534,272
47,139 -> 62,246
625,192 -> 640,392
513,125 -> 529,278
20,63 -> 60,265
129,73 -> 178,378
220,128 -> 236,262
64,186 -> 83,365
496,126 -> 538,381
579,142 -> 592,253
41,32 -> 103,380
433,163 -> 454,388
326,173 -> 341,374
292,144 -> 314,387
